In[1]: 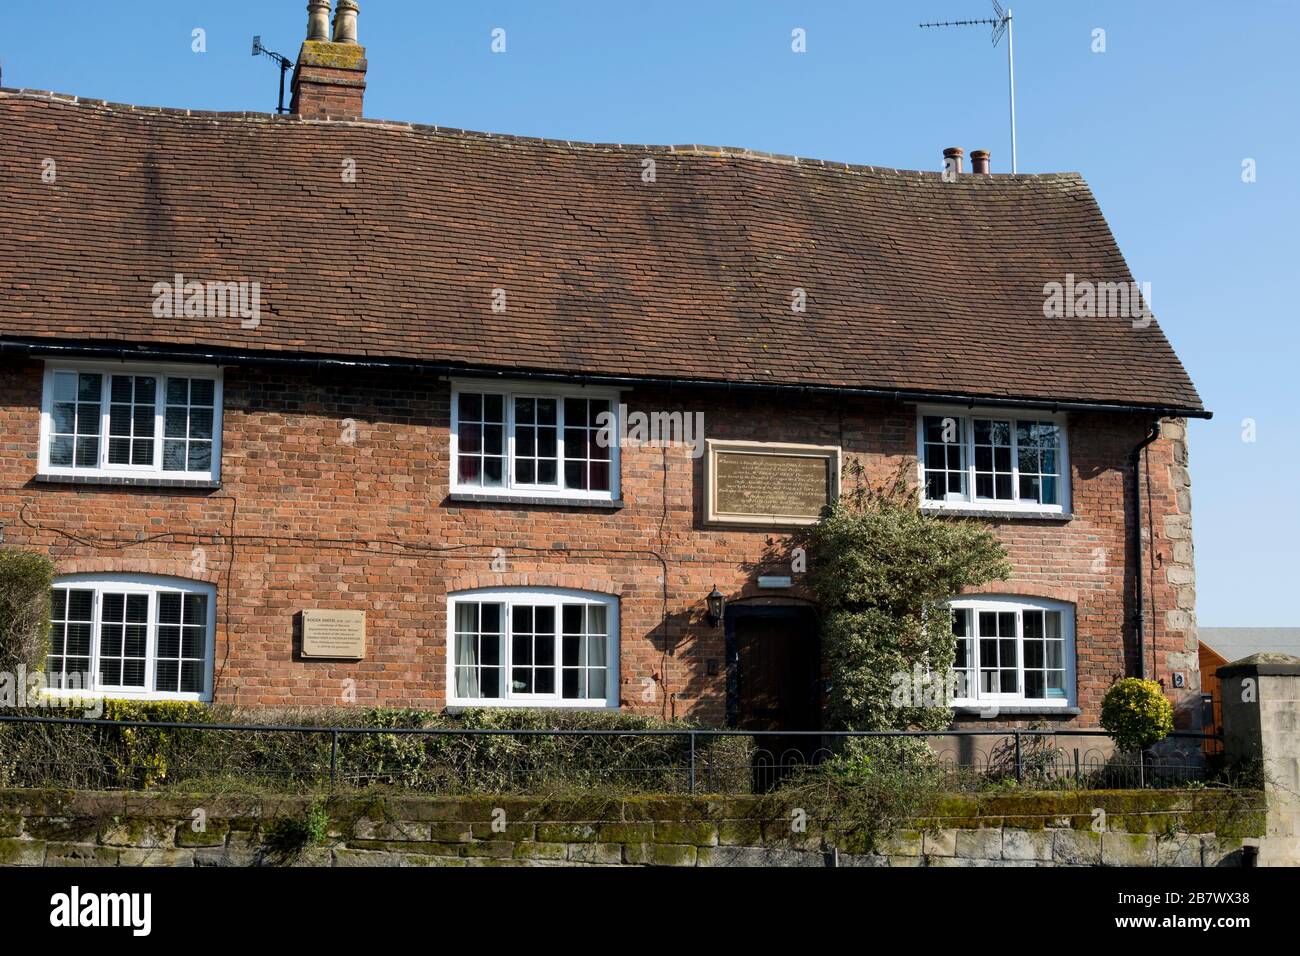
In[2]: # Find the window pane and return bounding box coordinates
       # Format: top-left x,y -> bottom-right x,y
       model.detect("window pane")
180,661 -> 204,693
184,594 -> 207,625
190,408 -> 213,440
458,455 -> 481,484
165,407 -> 188,439
66,623 -> 91,656
49,436 -> 73,466
563,635 -> 582,666
512,633 -> 531,665
53,371 -> 77,401
158,625 -> 181,659
78,374 -> 102,401
536,634 -> 555,667
190,379 -> 214,406
75,437 -> 99,468
163,440 -> 187,471
187,442 -> 212,471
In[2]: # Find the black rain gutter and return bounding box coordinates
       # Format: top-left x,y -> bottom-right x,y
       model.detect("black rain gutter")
1130,420 -> 1162,681
0,338 -> 1213,420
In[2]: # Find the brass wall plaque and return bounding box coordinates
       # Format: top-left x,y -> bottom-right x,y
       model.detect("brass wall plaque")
706,441 -> 840,527
301,609 -> 366,659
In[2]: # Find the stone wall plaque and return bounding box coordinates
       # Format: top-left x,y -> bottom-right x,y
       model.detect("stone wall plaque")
301,609 -> 367,659
705,440 -> 840,527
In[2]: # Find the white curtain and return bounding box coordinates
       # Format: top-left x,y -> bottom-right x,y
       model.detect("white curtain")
455,603 -> 480,698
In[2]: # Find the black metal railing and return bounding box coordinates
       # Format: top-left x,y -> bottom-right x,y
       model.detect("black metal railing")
0,714 -> 1219,794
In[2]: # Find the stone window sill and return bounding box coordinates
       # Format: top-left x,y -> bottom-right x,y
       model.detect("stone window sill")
922,506 -> 1073,522
447,492 -> 624,510
35,473 -> 221,490
952,706 -> 1082,717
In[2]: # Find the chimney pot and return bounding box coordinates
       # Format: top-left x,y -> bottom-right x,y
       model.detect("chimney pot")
291,0 -> 367,118
971,149 -> 991,175
306,0 -> 331,41
942,146 -> 964,175
333,0 -> 360,44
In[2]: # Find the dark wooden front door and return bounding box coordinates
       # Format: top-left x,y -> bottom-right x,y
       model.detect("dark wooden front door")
729,607 -> 821,791
731,609 -> 820,732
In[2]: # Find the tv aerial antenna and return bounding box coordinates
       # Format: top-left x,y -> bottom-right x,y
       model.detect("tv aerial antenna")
919,1 -> 1017,172
251,35 -> 294,115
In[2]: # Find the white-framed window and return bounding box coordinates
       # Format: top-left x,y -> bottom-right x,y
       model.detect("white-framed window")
46,574 -> 217,702
948,596 -> 1075,708
916,408 -> 1069,514
450,380 -> 620,501
447,588 -> 618,708
39,362 -> 223,481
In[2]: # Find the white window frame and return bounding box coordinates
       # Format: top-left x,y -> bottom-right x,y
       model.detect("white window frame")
46,574 -> 217,703
449,379 -> 621,502
446,587 -> 619,709
947,595 -> 1076,709
38,360 -> 223,482
916,406 -> 1070,515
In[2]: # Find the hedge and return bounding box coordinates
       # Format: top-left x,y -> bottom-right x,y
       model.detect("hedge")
0,549 -> 55,674
0,703 -> 755,795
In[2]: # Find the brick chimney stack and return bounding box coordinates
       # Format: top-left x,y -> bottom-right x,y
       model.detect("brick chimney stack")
291,0 -> 367,119
971,149 -> 991,174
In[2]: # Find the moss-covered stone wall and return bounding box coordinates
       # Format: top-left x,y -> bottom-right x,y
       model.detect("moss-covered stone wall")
0,788 -> 1265,868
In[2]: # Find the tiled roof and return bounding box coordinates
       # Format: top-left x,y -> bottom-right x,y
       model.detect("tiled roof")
0,89 -> 1204,413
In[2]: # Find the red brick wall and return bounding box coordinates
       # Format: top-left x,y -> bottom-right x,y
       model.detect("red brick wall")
0,358 -> 1198,726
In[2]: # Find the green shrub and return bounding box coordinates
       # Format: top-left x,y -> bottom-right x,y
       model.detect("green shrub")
262,798 -> 330,858
760,748 -> 944,854
806,464 -> 1009,732
0,549 -> 55,674
1101,678 -> 1174,752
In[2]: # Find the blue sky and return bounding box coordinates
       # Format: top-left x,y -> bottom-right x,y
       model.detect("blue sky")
4,1 -> 1297,625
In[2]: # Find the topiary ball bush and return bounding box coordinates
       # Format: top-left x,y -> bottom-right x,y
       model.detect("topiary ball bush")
1100,677 -> 1174,753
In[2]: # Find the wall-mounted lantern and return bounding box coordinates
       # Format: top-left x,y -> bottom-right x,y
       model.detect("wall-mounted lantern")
705,586 -> 726,628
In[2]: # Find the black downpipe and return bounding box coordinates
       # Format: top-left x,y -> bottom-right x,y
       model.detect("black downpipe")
1130,420 -> 1161,680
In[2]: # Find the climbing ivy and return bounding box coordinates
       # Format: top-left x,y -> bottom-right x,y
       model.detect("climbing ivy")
807,464 -> 1010,734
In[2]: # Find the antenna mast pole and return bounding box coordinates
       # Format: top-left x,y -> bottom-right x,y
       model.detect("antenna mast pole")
919,2 -> 1018,173
1006,9 -> 1017,173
